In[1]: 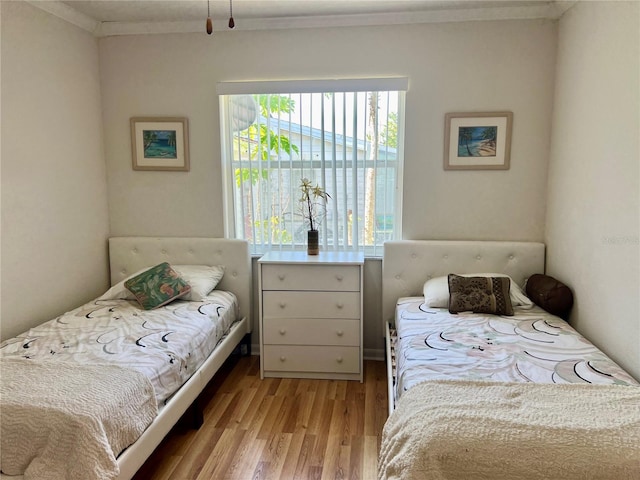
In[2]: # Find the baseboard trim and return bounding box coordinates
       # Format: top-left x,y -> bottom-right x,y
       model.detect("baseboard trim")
364,348 -> 385,361
252,345 -> 385,362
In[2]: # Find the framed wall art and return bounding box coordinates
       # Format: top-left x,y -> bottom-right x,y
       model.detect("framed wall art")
444,112 -> 512,170
130,117 -> 189,171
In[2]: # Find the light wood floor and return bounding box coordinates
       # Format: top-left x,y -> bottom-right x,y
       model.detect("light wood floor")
134,355 -> 389,480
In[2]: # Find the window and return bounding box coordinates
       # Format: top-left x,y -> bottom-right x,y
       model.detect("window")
218,78 -> 407,256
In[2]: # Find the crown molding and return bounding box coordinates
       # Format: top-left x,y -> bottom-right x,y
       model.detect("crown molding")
27,1 -> 576,38
550,1 -> 578,18
25,0 -> 100,35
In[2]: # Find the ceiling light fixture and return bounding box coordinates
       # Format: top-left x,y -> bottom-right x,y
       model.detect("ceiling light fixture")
206,0 -> 213,34
228,0 -> 235,29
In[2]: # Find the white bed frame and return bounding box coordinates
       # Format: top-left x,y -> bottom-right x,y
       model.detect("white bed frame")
1,237 -> 252,480
108,237 -> 252,480
382,240 -> 545,413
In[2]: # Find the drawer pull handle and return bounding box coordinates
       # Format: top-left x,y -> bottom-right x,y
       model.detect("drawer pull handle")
336,356 -> 343,363
280,356 -> 286,362
336,330 -> 344,337
336,303 -> 344,309
336,275 -> 344,281
279,302 -> 286,309
278,274 -> 285,281
279,329 -> 286,335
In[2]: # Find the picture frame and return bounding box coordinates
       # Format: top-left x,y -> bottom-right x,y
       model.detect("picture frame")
130,117 -> 189,171
444,112 -> 512,170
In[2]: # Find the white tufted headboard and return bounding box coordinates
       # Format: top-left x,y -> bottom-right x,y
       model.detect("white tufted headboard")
382,240 -> 545,328
109,237 -> 252,329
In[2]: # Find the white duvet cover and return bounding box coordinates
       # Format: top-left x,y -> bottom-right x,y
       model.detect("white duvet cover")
0,290 -> 238,405
394,297 -> 638,402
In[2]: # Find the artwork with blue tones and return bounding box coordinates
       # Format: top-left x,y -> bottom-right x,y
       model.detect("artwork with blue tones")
143,130 -> 177,159
457,126 -> 497,157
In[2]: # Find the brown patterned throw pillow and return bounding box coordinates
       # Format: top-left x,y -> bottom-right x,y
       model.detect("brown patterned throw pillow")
448,274 -> 514,316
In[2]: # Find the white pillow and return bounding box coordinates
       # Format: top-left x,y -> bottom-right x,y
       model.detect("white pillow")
98,264 -> 224,302
173,265 -> 225,301
423,273 -> 533,309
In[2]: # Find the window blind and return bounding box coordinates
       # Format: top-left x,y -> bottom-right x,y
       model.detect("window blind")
219,79 -> 406,256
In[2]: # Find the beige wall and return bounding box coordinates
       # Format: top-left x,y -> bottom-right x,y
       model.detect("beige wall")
0,1 -> 110,339
3,2 -> 637,372
101,20 -> 556,241
546,1 -> 639,379
99,19 -> 557,356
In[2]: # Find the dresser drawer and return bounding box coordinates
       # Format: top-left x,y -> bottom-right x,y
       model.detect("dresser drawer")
263,345 -> 360,373
262,291 -> 360,319
263,318 -> 359,346
261,264 -> 360,291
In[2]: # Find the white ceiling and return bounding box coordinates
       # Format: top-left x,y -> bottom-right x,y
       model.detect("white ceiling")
59,0 -> 551,22
28,0 -> 575,36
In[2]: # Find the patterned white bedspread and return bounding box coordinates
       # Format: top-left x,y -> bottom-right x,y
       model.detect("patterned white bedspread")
0,290 -> 239,405
395,297 -> 638,401
1,359 -> 157,480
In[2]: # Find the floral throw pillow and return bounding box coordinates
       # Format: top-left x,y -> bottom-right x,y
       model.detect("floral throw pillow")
448,274 -> 514,316
125,262 -> 191,310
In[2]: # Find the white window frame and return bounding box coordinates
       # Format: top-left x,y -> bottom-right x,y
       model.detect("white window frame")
218,78 -> 407,256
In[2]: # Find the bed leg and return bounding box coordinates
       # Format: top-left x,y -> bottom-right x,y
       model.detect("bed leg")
190,398 -> 204,429
240,333 -> 251,356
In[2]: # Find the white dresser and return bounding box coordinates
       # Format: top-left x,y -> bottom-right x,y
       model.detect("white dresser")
258,250 -> 365,382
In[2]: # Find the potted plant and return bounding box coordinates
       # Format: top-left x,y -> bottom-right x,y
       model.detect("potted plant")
299,178 -> 331,255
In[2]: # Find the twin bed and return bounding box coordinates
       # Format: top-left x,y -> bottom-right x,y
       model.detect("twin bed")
0,237 -> 252,480
379,240 -> 640,479
2,238 -> 638,479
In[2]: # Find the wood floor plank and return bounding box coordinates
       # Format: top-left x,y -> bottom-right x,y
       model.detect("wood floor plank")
227,438 -> 268,480
243,395 -> 276,438
308,399 -> 335,467
204,392 -> 235,428
308,465 -> 324,480
133,356 -> 388,480
261,432 -> 293,480
214,391 -> 244,429
251,460 -> 269,480
142,454 -> 181,480
295,391 -> 316,433
292,433 -> 317,479
196,428 -> 247,480
256,394 -> 287,439
348,435 -> 364,480
279,432 -> 306,479
363,367 -> 378,438
295,378 -> 317,395
334,380 -> 348,401
276,377 -> 300,398
167,426 -> 224,479
319,435 -> 342,480
281,393 -> 302,433
363,436 -> 379,480
328,400 -> 350,445
307,389 -> 334,437
337,443 -> 352,480
272,394 -> 297,434
238,379 -> 276,431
